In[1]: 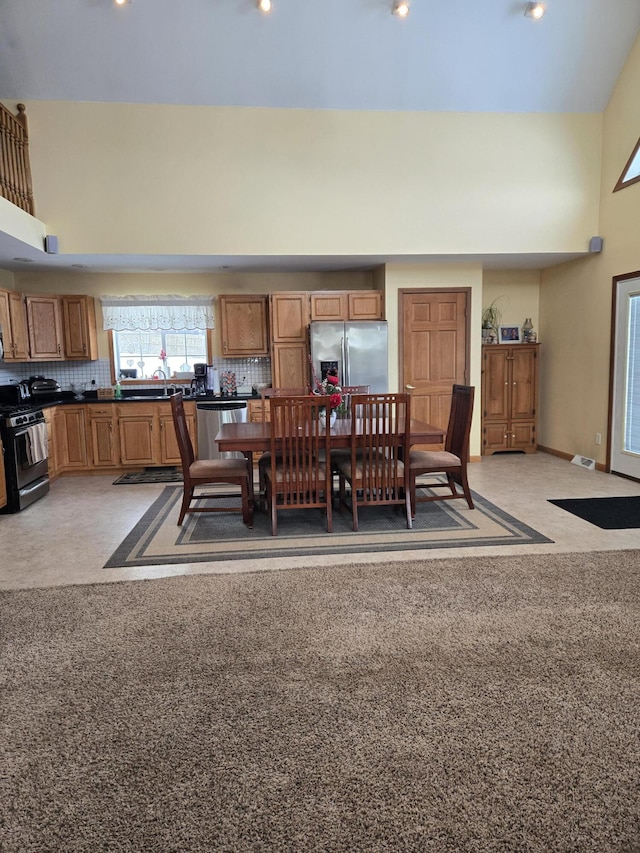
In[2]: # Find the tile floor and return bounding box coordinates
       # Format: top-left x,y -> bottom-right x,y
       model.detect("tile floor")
1,452 -> 639,591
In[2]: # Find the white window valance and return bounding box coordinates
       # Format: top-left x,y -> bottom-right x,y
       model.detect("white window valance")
100,295 -> 215,331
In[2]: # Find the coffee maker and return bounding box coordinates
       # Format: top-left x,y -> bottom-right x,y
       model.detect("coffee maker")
192,363 -> 208,396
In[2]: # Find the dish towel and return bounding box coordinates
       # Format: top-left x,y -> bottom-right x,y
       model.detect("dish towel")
26,422 -> 48,465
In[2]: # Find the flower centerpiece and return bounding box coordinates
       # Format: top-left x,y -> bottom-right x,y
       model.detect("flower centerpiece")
310,361 -> 343,425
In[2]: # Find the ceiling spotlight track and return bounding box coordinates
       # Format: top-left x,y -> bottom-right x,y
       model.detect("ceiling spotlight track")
524,2 -> 545,19
392,0 -> 410,18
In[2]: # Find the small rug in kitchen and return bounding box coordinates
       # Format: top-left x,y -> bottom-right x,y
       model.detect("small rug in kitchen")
104,485 -> 552,568
113,467 -> 182,484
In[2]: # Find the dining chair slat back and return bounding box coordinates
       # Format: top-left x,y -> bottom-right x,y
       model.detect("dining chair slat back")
265,395 -> 333,535
409,384 -> 475,514
170,392 -> 253,527
337,392 -> 412,531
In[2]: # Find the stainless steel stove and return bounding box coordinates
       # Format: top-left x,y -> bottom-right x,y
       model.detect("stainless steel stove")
0,386 -> 50,513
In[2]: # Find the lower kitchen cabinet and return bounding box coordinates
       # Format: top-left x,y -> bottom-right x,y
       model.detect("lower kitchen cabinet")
87,405 -> 119,467
117,405 -> 156,466
59,406 -> 89,470
158,405 -> 196,464
116,401 -> 196,468
46,400 -> 196,474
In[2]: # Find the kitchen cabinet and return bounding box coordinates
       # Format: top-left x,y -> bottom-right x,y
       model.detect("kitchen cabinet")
25,294 -> 64,360
481,344 -> 539,455
0,436 -> 7,509
269,292 -> 310,342
310,290 -> 383,322
44,408 -> 59,477
269,293 -> 310,388
58,406 -> 89,469
62,295 -> 98,360
158,402 -> 196,464
271,343 -> 309,390
348,290 -> 383,320
117,401 -> 196,467
0,289 -> 30,361
117,404 -> 156,466
310,292 -> 349,322
219,295 -> 269,356
87,405 -> 119,468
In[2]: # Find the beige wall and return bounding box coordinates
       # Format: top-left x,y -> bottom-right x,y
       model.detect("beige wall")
482,270 -> 541,334
12,101 -> 602,259
539,32 -> 640,465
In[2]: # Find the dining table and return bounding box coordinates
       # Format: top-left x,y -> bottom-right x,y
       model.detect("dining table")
215,417 -> 446,504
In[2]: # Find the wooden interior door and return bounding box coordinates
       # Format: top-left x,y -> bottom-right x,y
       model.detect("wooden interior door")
401,289 -> 469,447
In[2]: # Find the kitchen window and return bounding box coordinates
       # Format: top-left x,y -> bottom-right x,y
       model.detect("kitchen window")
101,295 -> 215,381
112,329 -> 208,380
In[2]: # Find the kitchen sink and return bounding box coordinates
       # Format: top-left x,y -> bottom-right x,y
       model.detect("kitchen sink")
122,395 -> 170,401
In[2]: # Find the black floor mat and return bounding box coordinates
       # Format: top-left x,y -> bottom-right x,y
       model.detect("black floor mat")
114,467 -> 183,484
548,496 -> 640,529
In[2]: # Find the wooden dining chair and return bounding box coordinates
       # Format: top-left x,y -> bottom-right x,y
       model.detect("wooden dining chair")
337,393 -> 412,531
170,392 -> 253,527
409,384 -> 475,516
257,386 -> 310,499
329,384 -> 370,474
264,395 -> 332,536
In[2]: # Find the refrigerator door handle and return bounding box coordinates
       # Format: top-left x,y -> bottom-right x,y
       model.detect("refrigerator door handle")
342,334 -> 349,385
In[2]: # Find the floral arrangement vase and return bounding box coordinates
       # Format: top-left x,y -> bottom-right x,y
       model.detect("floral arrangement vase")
319,410 -> 337,429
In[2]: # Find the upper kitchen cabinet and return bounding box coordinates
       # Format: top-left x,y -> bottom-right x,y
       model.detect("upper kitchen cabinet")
348,290 -> 383,320
310,290 -> 383,322
310,292 -> 348,322
269,292 -> 310,342
0,289 -> 30,361
25,294 -> 64,360
219,295 -> 269,356
61,295 -> 98,360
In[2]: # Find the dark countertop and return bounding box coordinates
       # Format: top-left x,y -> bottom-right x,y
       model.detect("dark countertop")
33,391 -> 257,409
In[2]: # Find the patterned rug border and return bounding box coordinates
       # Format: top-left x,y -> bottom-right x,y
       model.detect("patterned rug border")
104,486 -> 553,568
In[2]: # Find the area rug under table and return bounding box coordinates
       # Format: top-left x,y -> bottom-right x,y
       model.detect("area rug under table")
105,485 -> 551,568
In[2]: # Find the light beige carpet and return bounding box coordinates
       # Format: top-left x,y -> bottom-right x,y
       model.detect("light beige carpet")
2,551 -> 639,852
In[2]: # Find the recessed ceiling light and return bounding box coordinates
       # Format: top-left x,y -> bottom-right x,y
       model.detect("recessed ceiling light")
257,0 -> 272,12
524,2 -> 545,19
392,0 -> 410,17
114,0 -> 131,6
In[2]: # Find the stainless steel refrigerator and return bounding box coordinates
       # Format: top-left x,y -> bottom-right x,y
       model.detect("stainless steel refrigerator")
309,321 -> 388,393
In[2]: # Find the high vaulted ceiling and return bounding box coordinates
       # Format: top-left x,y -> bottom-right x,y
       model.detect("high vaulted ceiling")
0,0 -> 639,274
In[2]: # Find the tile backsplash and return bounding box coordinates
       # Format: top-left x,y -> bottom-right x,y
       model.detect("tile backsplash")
0,357 -> 272,392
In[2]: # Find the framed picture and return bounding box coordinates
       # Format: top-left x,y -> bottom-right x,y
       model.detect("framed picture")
499,325 -> 521,344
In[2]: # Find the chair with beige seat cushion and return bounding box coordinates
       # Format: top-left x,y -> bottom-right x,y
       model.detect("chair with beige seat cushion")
337,392 -> 412,531
264,395 -> 332,536
409,384 -> 475,515
258,386 -> 309,498
170,392 -> 253,527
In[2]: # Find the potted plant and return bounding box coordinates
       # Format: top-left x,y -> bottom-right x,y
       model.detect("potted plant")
482,298 -> 503,343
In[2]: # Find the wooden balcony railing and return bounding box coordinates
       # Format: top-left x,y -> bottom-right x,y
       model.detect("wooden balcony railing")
0,103 -> 35,216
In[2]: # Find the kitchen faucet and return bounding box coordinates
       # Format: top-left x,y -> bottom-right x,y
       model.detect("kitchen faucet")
152,368 -> 168,395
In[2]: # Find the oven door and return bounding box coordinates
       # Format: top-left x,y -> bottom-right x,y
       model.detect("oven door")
14,423 -> 49,488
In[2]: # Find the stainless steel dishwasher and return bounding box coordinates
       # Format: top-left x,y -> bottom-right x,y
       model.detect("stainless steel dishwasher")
196,399 -> 248,460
